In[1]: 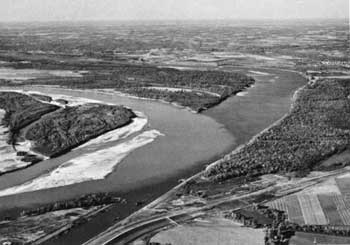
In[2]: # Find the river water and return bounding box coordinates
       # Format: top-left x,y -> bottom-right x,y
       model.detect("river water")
0,87 -> 235,207
0,67 -> 306,244
205,68 -> 307,144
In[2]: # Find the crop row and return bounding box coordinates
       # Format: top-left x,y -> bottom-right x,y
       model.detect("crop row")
269,193 -> 350,226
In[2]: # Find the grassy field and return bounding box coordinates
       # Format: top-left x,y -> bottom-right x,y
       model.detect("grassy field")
290,232 -> 350,245
150,217 -> 264,245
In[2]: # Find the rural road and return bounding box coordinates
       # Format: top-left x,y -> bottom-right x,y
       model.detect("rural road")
84,168 -> 349,245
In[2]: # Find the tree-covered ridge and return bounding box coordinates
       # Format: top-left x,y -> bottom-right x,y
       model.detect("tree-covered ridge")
25,103 -> 135,157
0,92 -> 60,142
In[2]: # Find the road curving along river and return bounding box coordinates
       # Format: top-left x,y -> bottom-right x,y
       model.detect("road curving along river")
0,67 -> 307,244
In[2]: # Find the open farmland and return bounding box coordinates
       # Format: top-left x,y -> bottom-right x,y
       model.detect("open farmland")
268,174 -> 350,226
318,194 -> 344,225
268,195 -> 305,225
298,194 -> 327,225
332,195 -> 350,225
336,176 -> 350,200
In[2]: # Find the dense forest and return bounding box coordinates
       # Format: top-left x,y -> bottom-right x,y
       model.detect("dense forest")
0,54 -> 254,112
205,78 -> 350,181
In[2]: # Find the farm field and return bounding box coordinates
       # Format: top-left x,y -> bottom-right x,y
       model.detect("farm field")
268,173 -> 350,226
336,176 -> 350,200
290,232 -> 350,245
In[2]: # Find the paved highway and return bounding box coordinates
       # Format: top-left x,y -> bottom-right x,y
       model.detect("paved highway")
83,212 -> 196,245
84,168 -> 349,245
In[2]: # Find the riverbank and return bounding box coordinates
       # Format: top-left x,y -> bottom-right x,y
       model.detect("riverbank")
206,77 -> 350,181
0,83 -> 235,205
0,68 -> 306,244
0,203 -> 113,245
48,68 -> 309,244
0,130 -> 164,197
204,78 -> 307,172
22,83 -> 255,115
83,70 -> 340,245
0,109 -> 47,174
0,62 -> 255,113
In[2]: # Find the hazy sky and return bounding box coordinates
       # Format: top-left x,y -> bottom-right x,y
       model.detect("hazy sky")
0,0 -> 349,22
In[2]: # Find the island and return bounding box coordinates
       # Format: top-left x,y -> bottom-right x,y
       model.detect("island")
25,103 -> 135,157
0,56 -> 255,112
0,91 -> 136,174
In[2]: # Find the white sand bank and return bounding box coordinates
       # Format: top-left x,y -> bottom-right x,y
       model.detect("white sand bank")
0,109 -> 48,174
27,90 -> 105,106
0,130 -> 164,197
0,119 -> 27,173
77,112 -> 148,150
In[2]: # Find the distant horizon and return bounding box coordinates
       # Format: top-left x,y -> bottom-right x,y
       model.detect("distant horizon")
0,0 -> 348,22
0,17 -> 348,25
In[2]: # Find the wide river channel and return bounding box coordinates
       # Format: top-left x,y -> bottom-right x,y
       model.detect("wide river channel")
0,67 -> 306,244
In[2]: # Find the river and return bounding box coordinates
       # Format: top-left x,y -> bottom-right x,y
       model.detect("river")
205,67 -> 307,144
0,67 -> 306,244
